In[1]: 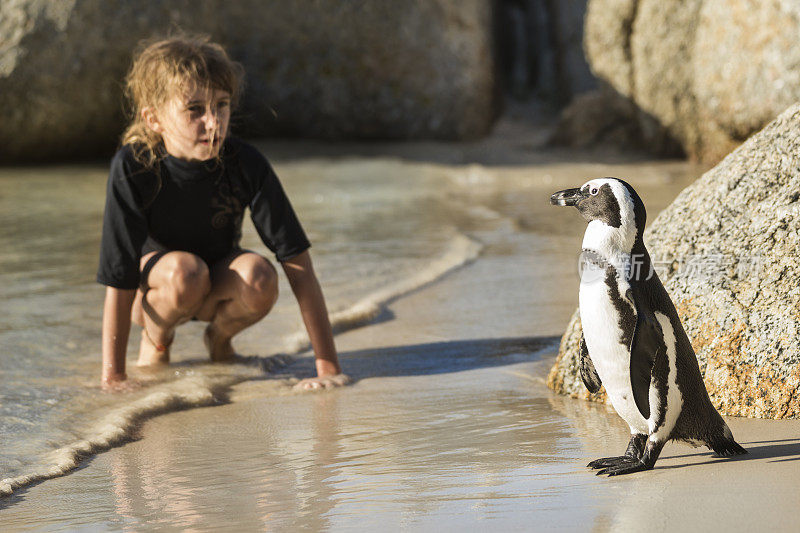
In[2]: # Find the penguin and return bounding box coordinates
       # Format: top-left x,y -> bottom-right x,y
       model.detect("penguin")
550,177 -> 746,476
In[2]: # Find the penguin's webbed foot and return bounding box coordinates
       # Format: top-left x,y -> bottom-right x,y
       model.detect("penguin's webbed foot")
594,457 -> 651,476
587,456 -> 633,469
588,434 -> 647,469
591,438 -> 664,476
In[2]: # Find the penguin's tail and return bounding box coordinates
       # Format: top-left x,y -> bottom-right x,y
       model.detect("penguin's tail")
707,424 -> 748,457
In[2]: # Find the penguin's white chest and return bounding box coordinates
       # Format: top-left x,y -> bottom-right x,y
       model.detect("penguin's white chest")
579,269 -> 649,433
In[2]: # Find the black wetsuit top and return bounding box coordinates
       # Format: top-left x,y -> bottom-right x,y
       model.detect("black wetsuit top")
97,138 -> 310,290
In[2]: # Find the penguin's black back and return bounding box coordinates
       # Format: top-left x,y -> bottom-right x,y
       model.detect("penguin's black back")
631,242 -> 729,443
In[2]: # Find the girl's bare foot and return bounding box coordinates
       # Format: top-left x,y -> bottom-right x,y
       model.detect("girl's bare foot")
137,328 -> 172,366
204,323 -> 236,362
102,375 -> 142,393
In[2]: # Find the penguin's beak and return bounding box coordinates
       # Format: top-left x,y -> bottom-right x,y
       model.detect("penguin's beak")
550,188 -> 584,207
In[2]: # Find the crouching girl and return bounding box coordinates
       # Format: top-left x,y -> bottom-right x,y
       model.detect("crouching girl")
97,36 -> 347,391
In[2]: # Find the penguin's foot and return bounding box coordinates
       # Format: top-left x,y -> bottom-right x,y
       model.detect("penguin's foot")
588,434 -> 647,469
594,457 -> 651,476
587,456 -> 635,469
591,438 -> 664,476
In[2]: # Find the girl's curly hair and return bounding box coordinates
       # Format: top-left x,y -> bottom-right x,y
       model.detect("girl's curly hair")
121,35 -> 244,168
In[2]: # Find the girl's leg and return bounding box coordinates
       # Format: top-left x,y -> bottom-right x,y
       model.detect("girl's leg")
195,252 -> 279,361
132,251 -> 211,365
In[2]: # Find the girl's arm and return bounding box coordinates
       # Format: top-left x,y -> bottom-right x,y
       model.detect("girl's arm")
101,287 -> 136,389
281,250 -> 348,389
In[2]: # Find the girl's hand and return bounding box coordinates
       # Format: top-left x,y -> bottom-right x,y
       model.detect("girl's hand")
293,374 -> 351,391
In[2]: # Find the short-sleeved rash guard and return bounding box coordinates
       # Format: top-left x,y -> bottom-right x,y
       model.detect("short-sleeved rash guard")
97,138 -> 310,290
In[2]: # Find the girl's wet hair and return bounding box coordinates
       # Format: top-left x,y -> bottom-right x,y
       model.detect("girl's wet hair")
121,35 -> 244,168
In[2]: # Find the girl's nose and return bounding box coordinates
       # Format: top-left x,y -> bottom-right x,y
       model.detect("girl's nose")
204,109 -> 219,130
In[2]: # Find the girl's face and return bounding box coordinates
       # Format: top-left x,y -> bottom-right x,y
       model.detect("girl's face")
145,85 -> 231,162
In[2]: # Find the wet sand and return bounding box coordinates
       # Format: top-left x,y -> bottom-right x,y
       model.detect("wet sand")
3,143 -> 800,531
3,105 -> 800,530
5,243 -> 800,530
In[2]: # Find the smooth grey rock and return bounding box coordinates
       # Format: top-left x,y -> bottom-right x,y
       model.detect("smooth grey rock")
548,103 -> 800,419
583,0 -> 637,98
548,88 -> 682,156
0,0 -> 496,162
694,0 -> 800,140
581,0 -> 800,164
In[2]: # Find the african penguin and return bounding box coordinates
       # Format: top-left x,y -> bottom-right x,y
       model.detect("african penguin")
550,177 -> 746,476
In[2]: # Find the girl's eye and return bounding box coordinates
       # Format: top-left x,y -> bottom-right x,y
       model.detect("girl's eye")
590,187 -> 599,196
218,101 -> 230,109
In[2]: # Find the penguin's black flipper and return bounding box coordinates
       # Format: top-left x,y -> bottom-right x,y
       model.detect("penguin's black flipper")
579,334 -> 602,393
626,289 -> 663,421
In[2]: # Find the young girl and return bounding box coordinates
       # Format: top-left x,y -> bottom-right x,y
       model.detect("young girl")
97,36 -> 347,391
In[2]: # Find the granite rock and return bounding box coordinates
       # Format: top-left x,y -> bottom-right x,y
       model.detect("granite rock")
580,0 -> 800,164
0,0 -> 497,162
547,88 -> 682,156
548,103 -> 800,419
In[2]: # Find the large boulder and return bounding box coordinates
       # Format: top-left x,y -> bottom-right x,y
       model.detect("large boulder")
548,103 -> 800,419
547,89 -> 682,155
582,0 -> 800,164
1,0 -> 497,163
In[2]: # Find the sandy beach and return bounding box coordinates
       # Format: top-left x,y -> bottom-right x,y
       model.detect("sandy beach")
3,117 -> 799,531
5,0 -> 800,527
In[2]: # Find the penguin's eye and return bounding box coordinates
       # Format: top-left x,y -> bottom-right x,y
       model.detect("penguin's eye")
590,187 -> 599,196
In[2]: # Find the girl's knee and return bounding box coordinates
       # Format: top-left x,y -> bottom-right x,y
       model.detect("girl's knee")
239,258 -> 278,314
164,253 -> 211,310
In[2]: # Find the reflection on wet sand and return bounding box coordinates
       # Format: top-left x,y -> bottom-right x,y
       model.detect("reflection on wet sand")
548,384 -> 800,532
86,337 -> 603,529
106,392 -> 339,529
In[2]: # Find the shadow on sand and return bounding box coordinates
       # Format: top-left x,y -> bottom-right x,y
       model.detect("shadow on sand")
660,438 -> 800,468
302,335 -> 561,380
162,334 -> 561,381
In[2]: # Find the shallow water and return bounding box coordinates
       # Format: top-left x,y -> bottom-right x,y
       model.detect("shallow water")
0,145 -> 706,527
0,153 -> 487,490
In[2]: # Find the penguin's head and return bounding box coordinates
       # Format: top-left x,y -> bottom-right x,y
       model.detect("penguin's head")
550,177 -> 646,253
